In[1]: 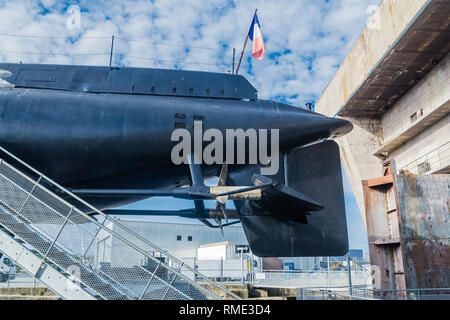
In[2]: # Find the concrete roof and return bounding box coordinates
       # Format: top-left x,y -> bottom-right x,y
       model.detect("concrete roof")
316,0 -> 450,119
339,0 -> 449,118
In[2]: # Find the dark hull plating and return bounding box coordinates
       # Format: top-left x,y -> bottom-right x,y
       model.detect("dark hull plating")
0,64 -> 352,210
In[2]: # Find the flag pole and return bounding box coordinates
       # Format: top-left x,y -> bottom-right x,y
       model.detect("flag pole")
235,9 -> 257,75
235,36 -> 248,75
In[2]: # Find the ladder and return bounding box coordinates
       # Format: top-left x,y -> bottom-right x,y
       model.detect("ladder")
0,146 -> 240,300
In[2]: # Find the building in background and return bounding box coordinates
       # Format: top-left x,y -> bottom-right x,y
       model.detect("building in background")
316,0 -> 449,215
105,220 -> 366,272
110,220 -> 248,260
315,0 -> 449,291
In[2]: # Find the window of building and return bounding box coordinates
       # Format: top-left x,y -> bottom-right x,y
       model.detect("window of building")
188,236 -> 192,241
176,235 -> 182,241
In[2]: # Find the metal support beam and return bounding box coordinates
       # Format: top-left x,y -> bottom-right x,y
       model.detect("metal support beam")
41,207 -> 73,267
139,262 -> 161,300
0,227 -> 96,300
347,254 -> 353,297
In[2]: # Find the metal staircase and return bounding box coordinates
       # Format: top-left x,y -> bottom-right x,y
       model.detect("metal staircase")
0,146 -> 240,300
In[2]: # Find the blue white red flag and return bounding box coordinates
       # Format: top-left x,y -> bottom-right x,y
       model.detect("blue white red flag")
248,12 -> 265,60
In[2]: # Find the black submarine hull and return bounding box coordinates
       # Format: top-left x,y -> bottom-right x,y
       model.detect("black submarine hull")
0,70 -> 350,210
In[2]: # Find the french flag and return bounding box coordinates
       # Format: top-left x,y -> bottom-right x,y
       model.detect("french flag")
248,12 -> 265,60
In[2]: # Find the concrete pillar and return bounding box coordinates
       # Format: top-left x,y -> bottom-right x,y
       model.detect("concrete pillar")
336,117 -> 384,217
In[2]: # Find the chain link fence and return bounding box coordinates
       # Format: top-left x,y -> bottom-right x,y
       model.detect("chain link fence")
170,257 -> 372,289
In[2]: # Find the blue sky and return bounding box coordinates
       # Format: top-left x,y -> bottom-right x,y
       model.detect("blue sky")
1,0 -> 381,106
0,0 -> 381,253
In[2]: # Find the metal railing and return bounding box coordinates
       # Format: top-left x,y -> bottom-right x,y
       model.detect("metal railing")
0,145 -> 241,300
174,255 -> 372,289
254,270 -> 372,288
399,141 -> 450,174
353,288 -> 450,300
296,287 -> 450,300
172,257 -> 372,289
296,288 -> 377,300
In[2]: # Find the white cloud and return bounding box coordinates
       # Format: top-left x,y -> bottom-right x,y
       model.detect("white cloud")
0,0 -> 381,106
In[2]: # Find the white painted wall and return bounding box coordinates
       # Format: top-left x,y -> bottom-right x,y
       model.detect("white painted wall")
390,114 -> 450,172
197,244 -> 228,260
382,54 -> 450,143
109,221 -> 248,267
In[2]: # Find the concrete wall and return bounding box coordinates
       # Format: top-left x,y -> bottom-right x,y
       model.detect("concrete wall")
336,118 -> 384,215
316,0 -> 429,116
314,0 -> 449,289
382,54 -> 450,143
315,0 -> 442,216
391,114 -> 450,172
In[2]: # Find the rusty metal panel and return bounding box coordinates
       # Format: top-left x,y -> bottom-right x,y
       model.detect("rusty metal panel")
362,179 -> 406,293
394,174 -> 450,289
363,182 -> 391,240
